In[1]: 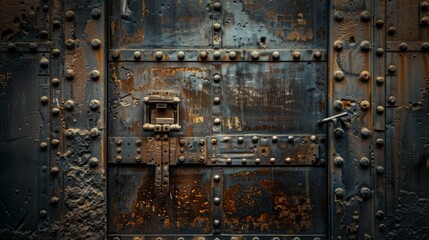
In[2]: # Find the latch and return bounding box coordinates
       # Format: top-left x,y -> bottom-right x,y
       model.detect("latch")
318,111 -> 349,138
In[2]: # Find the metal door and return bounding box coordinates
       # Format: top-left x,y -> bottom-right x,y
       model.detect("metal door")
107,0 -> 328,239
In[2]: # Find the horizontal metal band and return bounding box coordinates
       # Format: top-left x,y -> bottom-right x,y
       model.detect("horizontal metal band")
0,42 -> 50,52
386,41 -> 429,52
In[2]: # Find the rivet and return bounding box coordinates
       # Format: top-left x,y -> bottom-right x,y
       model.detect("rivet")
334,156 -> 344,167
285,157 -> 292,164
64,100 -> 75,110
334,100 -> 344,111
53,20 -> 61,28
313,50 -> 322,59
388,96 -> 396,105
422,42 -> 429,51
39,30 -> 48,39
272,51 -> 280,60
213,175 -> 221,182
40,142 -> 48,150
52,48 -> 60,57
89,157 -> 99,167
360,157 -> 370,168
334,128 -> 345,138
360,187 -> 371,199
213,22 -> 222,31
154,51 -> 163,60
379,224 -> 386,231
334,40 -> 344,51
376,106 -> 384,113
90,39 -> 101,49
39,209 -> 47,218
90,70 -> 100,80
360,128 -> 370,138
89,99 -> 100,110
399,42 -> 408,51
7,43 -> 16,51
213,219 -> 220,227
376,166 -> 384,175
376,138 -> 384,147
211,138 -> 217,145
213,2 -> 221,10
51,167 -> 59,175
272,136 -> 278,143
241,158 -> 247,164
334,71 -> 345,81
91,8 -> 101,19
422,1 -> 429,11
178,156 -> 185,162
254,158 -> 261,164
65,11 -> 75,21
228,51 -> 236,60
131,51 -> 141,60
359,71 -> 371,82
252,136 -> 259,143
135,155 -> 142,162
287,136 -> 294,143
253,237 -> 260,240
269,157 -> 276,164
111,50 -> 121,59
388,26 -> 396,35
421,17 -> 429,26
335,188 -> 345,199
115,155 -> 122,162
65,69 -> 75,80
310,135 -> 317,142
213,197 -> 220,205
65,38 -> 75,49
292,51 -> 301,60
90,128 -> 99,138
213,97 -> 220,104
177,51 -> 185,60
65,129 -> 74,139
360,41 -> 371,52
199,156 -> 205,162
376,19 -> 384,28
51,139 -> 59,147
376,76 -> 384,85
237,137 -> 244,144
213,51 -> 221,60
116,147 -> 122,153
115,139 -> 122,146
214,118 -> 221,125
376,210 -> 384,219
52,107 -> 60,116
211,158 -> 217,164
334,11 -> 344,21
29,43 -> 38,51
51,196 -> 59,204
226,158 -> 232,164
135,139 -> 142,146
388,64 -> 396,74
113,237 -> 121,240
199,139 -> 205,146
200,51 -> 208,59
251,51 -> 259,60
39,57 -> 49,68
360,11 -> 371,22
360,100 -> 370,111
40,96 -> 49,104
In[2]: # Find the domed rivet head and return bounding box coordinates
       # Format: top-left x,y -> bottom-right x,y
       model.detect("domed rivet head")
360,157 -> 370,168
269,158 -> 276,164
237,137 -> 244,144
211,158 -> 217,164
376,19 -> 385,28
199,156 -> 205,162
213,175 -> 221,182
52,48 -> 60,57
310,135 -> 317,142
335,188 -> 345,199
399,42 -> 408,51
213,97 -> 220,104
376,76 -> 384,85
65,100 -> 75,110
213,2 -> 221,10
65,11 -> 75,21
376,210 -> 384,219
379,224 -> 386,232
91,8 -> 101,19
211,138 -> 217,145
213,219 -> 220,227
334,71 -> 345,81
65,69 -> 75,80
313,50 -> 322,59
29,43 -> 38,51
53,20 -> 61,29
254,158 -> 261,164
200,51 -> 208,59
90,70 -> 100,80
360,187 -> 371,199
40,57 -> 49,68
39,30 -> 48,39
135,155 -> 142,162
155,51 -> 163,60
52,107 -> 60,116
133,51 -> 141,60
50,167 -> 59,175
177,155 -> 185,163
287,136 -> 294,143
359,71 -> 371,82
376,48 -> 384,56
252,136 -> 259,143
334,40 -> 344,51
272,136 -> 278,143
214,118 -> 221,125
228,51 -> 236,60
199,139 -> 205,146
51,139 -> 59,147
272,51 -> 280,60
115,155 -> 122,162
334,128 -> 345,139
89,99 -> 100,110
241,158 -> 247,165
388,96 -> 396,105
213,74 -> 221,83
39,210 -> 47,218
226,158 -> 232,164
89,157 -> 99,167
213,51 -> 221,60
360,11 -> 371,22
111,50 -> 121,59
376,166 -> 384,175
360,41 -> 371,52
65,38 -> 75,49
422,1 -> 429,11
213,197 -> 221,205
422,42 -> 429,51
334,11 -> 344,21
334,157 -> 344,167
388,26 -> 396,35
360,100 -> 370,111
376,138 -> 385,147
376,106 -> 385,113
213,22 -> 222,31
7,43 -> 16,51
91,39 -> 101,49
285,157 -> 292,164
334,100 -> 344,111
388,64 -> 396,74
251,51 -> 259,60
292,51 -> 301,60
51,196 -> 59,205
40,96 -> 49,104
421,17 -> 429,26
360,128 -> 370,138
90,128 -> 99,138
40,142 -> 48,150
177,51 -> 185,60
65,129 -> 74,138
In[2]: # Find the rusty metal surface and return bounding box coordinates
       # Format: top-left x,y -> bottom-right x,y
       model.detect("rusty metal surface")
1,0 -> 429,239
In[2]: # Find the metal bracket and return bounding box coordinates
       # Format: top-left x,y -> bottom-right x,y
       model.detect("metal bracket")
143,91 -> 181,132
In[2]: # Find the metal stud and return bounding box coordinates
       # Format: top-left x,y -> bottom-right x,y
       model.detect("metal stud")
360,100 -> 370,111
360,11 -> 371,22
213,2 -> 221,10
292,51 -> 301,60
251,51 -> 259,60
360,41 -> 371,52
237,137 -> 244,144
360,187 -> 371,199
376,106 -> 384,113
40,96 -> 49,104
285,157 -> 292,164
135,155 -> 142,162
213,175 -> 221,182
89,99 -> 100,110
200,51 -> 208,59
360,157 -> 370,168
226,158 -> 232,164
89,157 -> 99,167
335,188 -> 345,199
269,158 -> 276,164
53,20 -> 61,29
65,100 -> 75,110
334,157 -> 344,167
213,197 -> 220,205
111,50 -> 121,59
334,128 -> 345,138
214,118 -> 221,125
359,71 -> 371,82
65,38 -> 75,49
421,17 -> 429,26
334,71 -> 345,81
7,43 -> 16,51
313,50 -> 322,59
213,220 -> 220,227
310,135 -> 317,142
376,166 -> 384,175
177,51 -> 185,60
334,100 -> 344,111
388,96 -> 396,105
90,70 -> 100,80
51,139 -> 59,147
133,51 -> 141,60
155,51 -> 163,60
254,158 -> 261,164
213,97 -> 220,104
241,158 -> 247,165
272,51 -> 280,60
272,136 -> 278,143
213,23 -> 222,31
91,8 -> 101,19
388,26 -> 396,35
376,19 -> 384,28
52,107 -> 60,116
40,142 -> 48,150
65,11 -> 75,21
334,11 -> 344,21
334,40 -> 344,51
399,42 -> 408,51
422,42 -> 429,51
29,43 -> 38,51
91,39 -> 101,49
39,57 -> 49,68
52,48 -> 60,57
90,128 -> 99,138
228,51 -> 236,60
213,51 -> 221,60
65,69 -> 75,80
376,138 -> 385,147
360,128 -> 370,138
115,155 -> 122,162
376,76 -> 384,85
376,48 -> 384,56
388,64 -> 396,74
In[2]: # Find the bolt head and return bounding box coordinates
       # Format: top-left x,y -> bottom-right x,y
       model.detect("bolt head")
89,99 -> 100,110
65,69 -> 75,80
388,26 -> 396,35
214,118 -> 221,125
39,210 -> 48,218
310,135 -> 317,142
91,8 -> 101,19
40,96 -> 49,104
376,76 -> 384,85
360,187 -> 371,199
272,51 -> 280,60
254,158 -> 261,164
334,40 -> 344,51
51,167 -> 59,175
251,51 -> 259,60
388,96 -> 396,105
29,43 -> 38,51
200,51 -> 208,59
91,39 -> 101,49
213,219 -> 220,227
65,11 -> 75,21
399,42 -> 408,51
241,158 -> 247,164
335,188 -> 345,199
213,51 -> 221,59
213,175 -> 221,182
177,51 -> 185,59
65,38 -> 75,49
422,42 -> 429,51
40,142 -> 48,150
334,11 -> 344,21
360,100 -> 370,111
65,100 -> 75,110
213,197 -> 220,205
334,128 -> 345,138
376,106 -> 385,113
334,100 -> 344,111
360,11 -> 371,22
269,158 -> 276,164
213,97 -> 220,104
237,137 -> 244,144
52,48 -> 61,57
313,50 -> 322,59
292,51 -> 301,60
51,139 -> 60,147
334,157 -> 344,167
226,158 -> 232,164
115,155 -> 122,162
287,136 -> 294,143
135,155 -> 142,162
51,196 -> 59,204
228,51 -> 236,60
53,20 -> 61,28
52,107 -> 60,116
90,70 -> 100,80
388,64 -> 396,74
376,19 -> 385,28
155,51 -> 163,60
360,128 -> 371,138
334,71 -> 345,81
376,48 -> 384,56
376,138 -> 385,146
376,166 -> 384,174
213,2 -> 222,10
421,17 -> 429,26
272,136 -> 278,143
360,157 -> 370,168
359,71 -> 371,82
284,157 -> 292,164
89,157 -> 99,167
90,128 -> 99,138
360,41 -> 371,52
213,22 -> 222,31
133,51 -> 141,60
